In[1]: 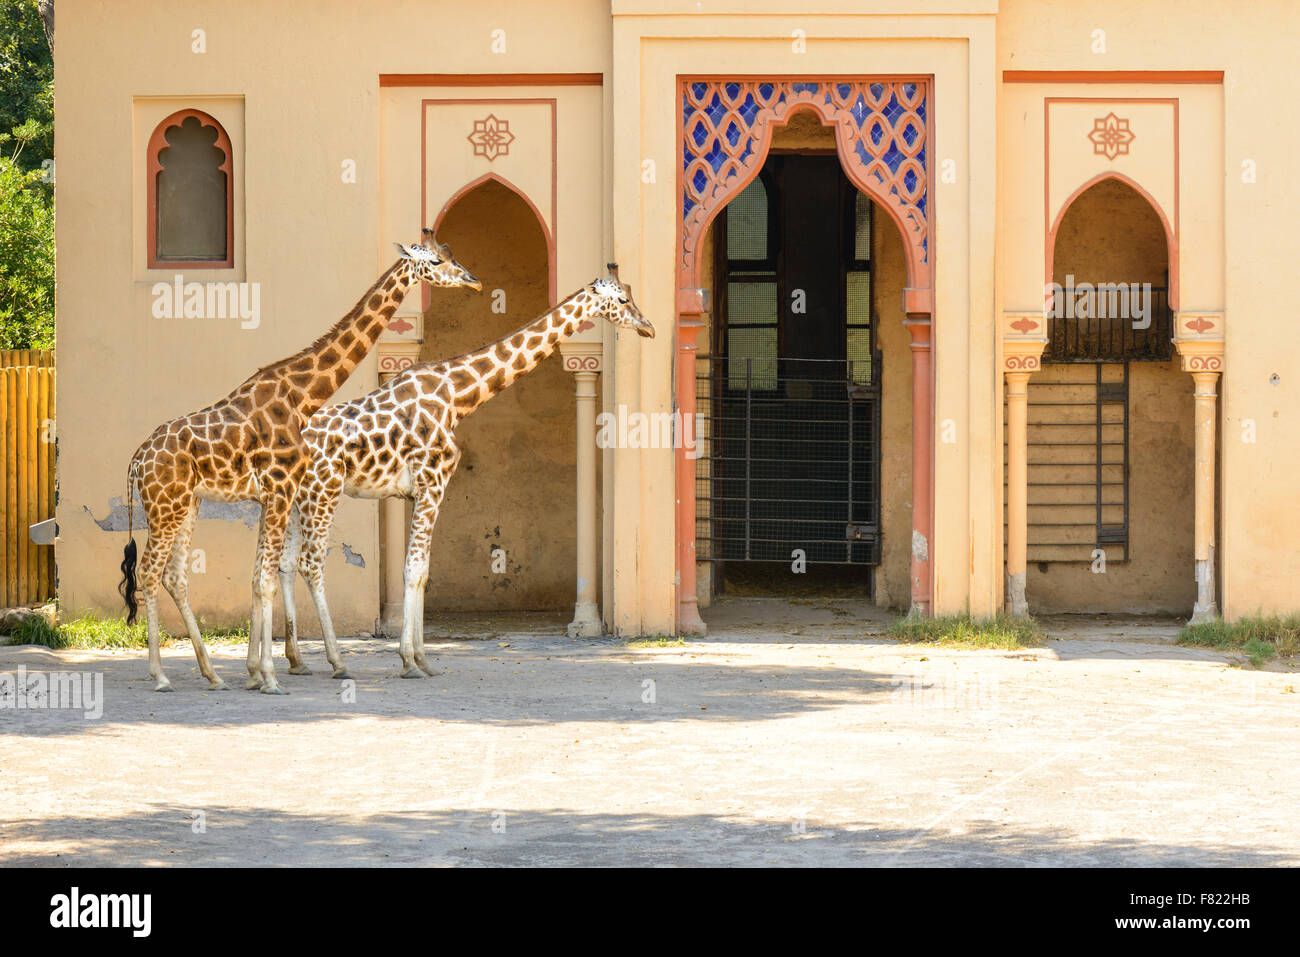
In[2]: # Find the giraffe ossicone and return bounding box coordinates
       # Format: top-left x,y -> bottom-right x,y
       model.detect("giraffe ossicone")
117,231 -> 481,693
277,275 -> 654,678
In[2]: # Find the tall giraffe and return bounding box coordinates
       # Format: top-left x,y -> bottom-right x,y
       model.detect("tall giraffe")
119,231 -> 481,693
277,271 -> 654,678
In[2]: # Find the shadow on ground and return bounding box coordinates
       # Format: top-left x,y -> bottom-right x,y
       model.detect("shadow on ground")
2,803 -> 1287,867
0,632 -> 901,734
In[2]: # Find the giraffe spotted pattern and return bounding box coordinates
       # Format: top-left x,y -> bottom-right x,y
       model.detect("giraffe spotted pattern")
120,232 -> 481,693
280,274 -> 655,678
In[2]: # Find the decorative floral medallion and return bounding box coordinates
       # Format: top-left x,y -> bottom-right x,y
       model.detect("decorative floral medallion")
1088,113 -> 1134,161
468,115 -> 515,162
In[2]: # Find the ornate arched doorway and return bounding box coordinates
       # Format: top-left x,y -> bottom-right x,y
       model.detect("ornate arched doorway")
674,78 -> 934,631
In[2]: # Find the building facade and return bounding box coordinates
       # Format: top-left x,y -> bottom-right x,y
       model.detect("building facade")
54,1 -> 1298,636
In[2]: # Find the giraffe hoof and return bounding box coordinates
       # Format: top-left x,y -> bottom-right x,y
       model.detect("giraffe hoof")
259,682 -> 288,696
153,680 -> 175,693
288,664 -> 313,675
416,661 -> 438,677
331,669 -> 351,680
245,677 -> 264,691
208,680 -> 231,692
399,667 -> 425,679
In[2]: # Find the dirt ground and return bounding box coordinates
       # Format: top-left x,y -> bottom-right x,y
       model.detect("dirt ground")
1,599 -> 1296,867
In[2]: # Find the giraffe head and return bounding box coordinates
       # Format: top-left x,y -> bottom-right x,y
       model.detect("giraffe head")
585,272 -> 655,339
394,229 -> 482,290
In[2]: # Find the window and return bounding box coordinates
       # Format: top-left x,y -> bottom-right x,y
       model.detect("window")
719,173 -> 778,388
844,190 -> 873,385
147,110 -> 233,268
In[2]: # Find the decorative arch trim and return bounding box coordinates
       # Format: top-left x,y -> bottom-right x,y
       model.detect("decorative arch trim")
1046,170 -> 1178,311
428,171 -> 557,308
146,109 -> 234,270
678,78 -> 932,293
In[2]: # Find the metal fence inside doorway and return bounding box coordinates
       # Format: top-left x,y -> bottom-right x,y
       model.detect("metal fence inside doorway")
694,356 -> 880,567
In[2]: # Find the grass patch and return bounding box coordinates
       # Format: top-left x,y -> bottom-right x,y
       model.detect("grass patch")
624,635 -> 688,649
1177,614 -> 1300,668
4,613 -> 250,651
6,614 -> 61,648
888,613 -> 1045,650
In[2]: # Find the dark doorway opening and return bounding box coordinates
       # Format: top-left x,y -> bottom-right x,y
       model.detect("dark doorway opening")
697,153 -> 882,598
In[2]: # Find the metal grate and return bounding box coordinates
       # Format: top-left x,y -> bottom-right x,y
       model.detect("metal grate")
1005,363 -> 1129,563
695,356 -> 881,565
1044,284 -> 1172,363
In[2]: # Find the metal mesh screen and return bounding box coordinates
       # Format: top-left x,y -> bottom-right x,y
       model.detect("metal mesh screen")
726,177 -> 769,261
696,357 -> 881,565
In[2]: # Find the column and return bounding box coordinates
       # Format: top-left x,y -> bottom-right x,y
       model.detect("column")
902,302 -> 933,619
1189,370 -> 1220,622
561,343 -> 603,637
1002,315 -> 1048,618
1174,327 -> 1224,624
675,288 -> 708,635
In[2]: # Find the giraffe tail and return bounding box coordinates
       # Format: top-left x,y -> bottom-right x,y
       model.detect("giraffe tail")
119,458 -> 139,625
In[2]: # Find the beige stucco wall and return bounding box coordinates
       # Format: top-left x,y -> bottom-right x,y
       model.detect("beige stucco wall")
996,0 -> 1300,620
51,0 -> 1300,633
612,6 -> 998,633
54,0 -> 611,636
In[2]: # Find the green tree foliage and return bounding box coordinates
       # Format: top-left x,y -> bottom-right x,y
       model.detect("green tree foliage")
0,0 -> 53,174
0,0 -> 54,349
0,155 -> 54,348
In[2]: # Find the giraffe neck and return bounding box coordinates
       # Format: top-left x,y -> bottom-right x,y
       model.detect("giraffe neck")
276,259 -> 415,414
447,292 -> 593,418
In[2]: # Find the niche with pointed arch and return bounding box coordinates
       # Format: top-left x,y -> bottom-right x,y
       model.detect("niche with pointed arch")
414,177 -> 580,614
1026,175 -> 1195,614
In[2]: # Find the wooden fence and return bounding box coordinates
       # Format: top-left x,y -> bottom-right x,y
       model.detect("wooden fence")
0,350 -> 56,608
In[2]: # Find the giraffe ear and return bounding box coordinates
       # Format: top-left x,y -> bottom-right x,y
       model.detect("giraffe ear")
394,242 -> 415,259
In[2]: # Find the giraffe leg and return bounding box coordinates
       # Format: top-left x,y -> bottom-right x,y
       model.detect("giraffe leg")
399,487 -> 444,678
246,513 -> 268,689
299,483 -> 349,679
139,517 -> 179,692
279,506 -> 311,675
411,469 -> 454,677
254,491 -> 294,695
161,502 -> 228,690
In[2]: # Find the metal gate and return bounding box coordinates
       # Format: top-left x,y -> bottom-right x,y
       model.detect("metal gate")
1004,362 -> 1130,564
695,355 -> 880,566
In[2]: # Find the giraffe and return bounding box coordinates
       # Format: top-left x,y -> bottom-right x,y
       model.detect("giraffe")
118,231 -> 482,693
276,270 -> 654,678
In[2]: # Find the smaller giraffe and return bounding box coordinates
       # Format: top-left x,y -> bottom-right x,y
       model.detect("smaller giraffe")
278,270 -> 654,678
119,231 -> 481,693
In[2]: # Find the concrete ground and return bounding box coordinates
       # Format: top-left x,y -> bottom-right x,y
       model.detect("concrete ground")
1,599 -> 1296,867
